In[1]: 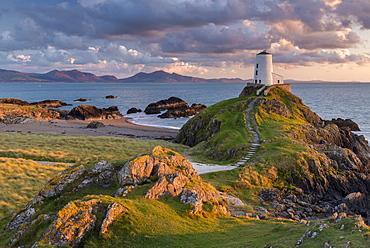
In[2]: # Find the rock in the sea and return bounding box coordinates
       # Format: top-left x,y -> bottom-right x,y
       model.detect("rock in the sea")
105,95 -> 117,99
30,100 -> 71,108
68,105 -> 122,120
144,97 -> 188,114
87,121 -> 105,128
0,98 -> 30,105
0,98 -> 71,108
74,98 -> 90,102
144,97 -> 206,118
127,107 -> 142,114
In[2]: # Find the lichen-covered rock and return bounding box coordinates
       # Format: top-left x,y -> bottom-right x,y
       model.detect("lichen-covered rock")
145,173 -> 190,199
118,154 -> 154,185
100,202 -> 127,234
90,160 -> 113,174
9,214 -> 52,246
117,146 -> 228,214
35,199 -> 101,248
6,207 -> 36,230
39,165 -> 85,198
98,170 -> 115,188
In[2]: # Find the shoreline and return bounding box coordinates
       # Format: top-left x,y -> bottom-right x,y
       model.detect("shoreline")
0,117 -> 179,140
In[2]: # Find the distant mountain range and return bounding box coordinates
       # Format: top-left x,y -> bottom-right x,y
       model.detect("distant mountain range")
0,69 -> 248,83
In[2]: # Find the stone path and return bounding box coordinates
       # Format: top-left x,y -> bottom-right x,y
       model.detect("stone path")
235,96 -> 262,166
190,95 -> 264,174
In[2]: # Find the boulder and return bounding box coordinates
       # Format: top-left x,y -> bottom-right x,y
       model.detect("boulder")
35,199 -> 101,248
118,146 -> 228,214
105,95 -> 117,99
127,107 -> 142,114
144,97 -> 188,114
87,121 -> 105,128
100,202 -> 127,234
74,98 -> 90,102
68,105 -> 122,120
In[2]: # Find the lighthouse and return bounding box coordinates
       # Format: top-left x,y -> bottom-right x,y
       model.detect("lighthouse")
253,50 -> 283,85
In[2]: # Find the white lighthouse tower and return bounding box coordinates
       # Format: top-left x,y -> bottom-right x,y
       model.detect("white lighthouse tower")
253,50 -> 283,85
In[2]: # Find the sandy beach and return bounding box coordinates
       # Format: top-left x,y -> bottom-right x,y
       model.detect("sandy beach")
0,117 -> 179,140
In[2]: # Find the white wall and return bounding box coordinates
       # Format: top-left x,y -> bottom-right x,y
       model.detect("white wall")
253,53 -> 273,85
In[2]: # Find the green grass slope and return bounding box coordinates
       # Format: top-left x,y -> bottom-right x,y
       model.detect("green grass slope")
2,86 -> 370,247
175,96 -> 254,163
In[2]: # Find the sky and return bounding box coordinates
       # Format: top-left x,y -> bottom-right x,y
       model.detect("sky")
0,0 -> 370,81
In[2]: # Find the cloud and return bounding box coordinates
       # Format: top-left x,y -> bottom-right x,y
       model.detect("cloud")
21,0 -> 257,39
268,20 -> 360,50
162,62 -> 209,75
335,0 -> 370,29
160,23 -> 273,53
272,49 -> 370,68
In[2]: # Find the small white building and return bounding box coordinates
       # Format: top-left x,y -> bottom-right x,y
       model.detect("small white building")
253,50 -> 283,85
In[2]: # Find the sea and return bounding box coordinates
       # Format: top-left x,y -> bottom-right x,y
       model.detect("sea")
0,82 -> 370,140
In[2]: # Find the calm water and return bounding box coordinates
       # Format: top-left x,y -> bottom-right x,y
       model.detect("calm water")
0,83 -> 246,129
0,82 -> 369,140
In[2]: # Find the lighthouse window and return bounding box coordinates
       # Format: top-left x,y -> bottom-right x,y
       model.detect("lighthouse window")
256,64 -> 258,68
255,70 -> 258,76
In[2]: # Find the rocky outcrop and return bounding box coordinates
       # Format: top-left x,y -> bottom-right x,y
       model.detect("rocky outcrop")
35,199 -> 101,248
144,97 -> 188,114
0,98 -> 30,105
127,107 -> 142,114
30,99 -> 71,108
100,202 -> 127,234
144,97 -> 206,118
5,148 -> 228,246
39,165 -> 85,198
158,103 -> 206,119
118,146 -> 228,214
0,98 -> 70,108
324,118 -> 360,131
6,207 -> 36,231
248,87 -> 370,223
67,105 -> 122,120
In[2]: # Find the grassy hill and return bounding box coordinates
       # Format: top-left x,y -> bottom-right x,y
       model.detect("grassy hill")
1,87 -> 370,247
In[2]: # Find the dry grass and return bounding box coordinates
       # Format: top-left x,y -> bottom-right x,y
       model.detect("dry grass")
0,157 -> 70,219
